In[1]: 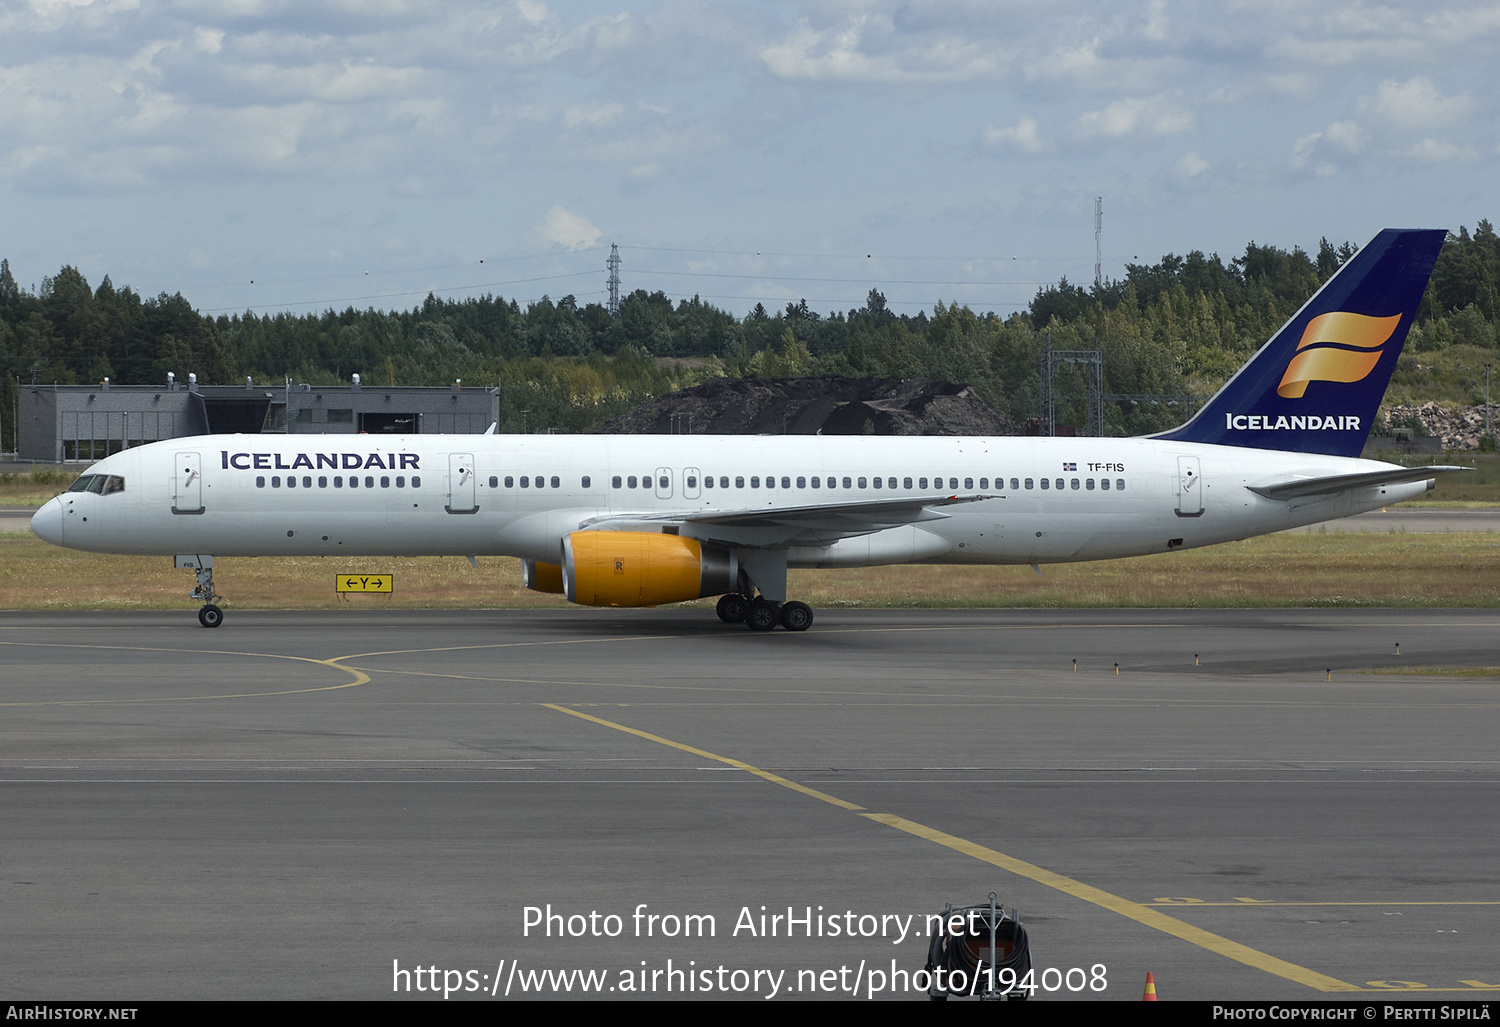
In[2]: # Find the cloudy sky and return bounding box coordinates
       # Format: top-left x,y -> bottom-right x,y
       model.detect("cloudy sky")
2,0 -> 1495,321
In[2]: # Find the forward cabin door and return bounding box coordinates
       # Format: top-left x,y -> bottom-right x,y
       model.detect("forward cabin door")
446,453 -> 478,514
172,451 -> 205,514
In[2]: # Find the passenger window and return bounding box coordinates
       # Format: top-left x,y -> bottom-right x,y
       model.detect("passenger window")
721,477 -> 730,488
1040,478 -> 1049,490
582,476 -> 591,488
964,477 -> 974,490
781,476 -> 791,489
919,477 -> 928,489
873,476 -> 882,489
979,478 -> 987,489
857,477 -> 867,488
903,477 -> 912,489
1101,478 -> 1110,490
1071,478 -> 1079,490
811,477 -> 820,488
286,476 -> 296,489
751,476 -> 760,488
489,476 -> 498,488
1024,478 -> 1033,489
627,476 -> 637,488
949,478 -> 958,490
1055,478 -> 1064,490
365,476 -> 374,488
257,476 -> 266,488
734,476 -> 744,488
412,476 -> 421,488
272,476 -> 282,488
1086,479 -> 1094,490
1011,478 -> 1019,490
505,476 -> 515,488
381,476 -> 390,488
396,476 -> 405,488
688,476 -> 698,488
521,476 -> 530,488
349,476 -> 358,489
842,477 -> 852,489
551,476 -> 561,489
1117,479 -> 1126,490
612,476 -> 622,488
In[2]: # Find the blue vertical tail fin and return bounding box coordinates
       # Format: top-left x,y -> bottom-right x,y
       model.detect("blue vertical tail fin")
1155,228 -> 1447,457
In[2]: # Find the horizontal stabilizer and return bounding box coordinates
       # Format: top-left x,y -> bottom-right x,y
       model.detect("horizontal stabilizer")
1247,465 -> 1467,501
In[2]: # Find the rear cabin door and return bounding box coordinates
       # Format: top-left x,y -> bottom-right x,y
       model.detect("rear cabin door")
1175,456 -> 1203,517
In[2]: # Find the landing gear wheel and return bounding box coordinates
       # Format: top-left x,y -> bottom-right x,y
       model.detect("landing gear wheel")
779,601 -> 813,632
746,599 -> 781,632
716,593 -> 749,623
198,604 -> 224,628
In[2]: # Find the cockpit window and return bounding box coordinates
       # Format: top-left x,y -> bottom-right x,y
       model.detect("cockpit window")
66,474 -> 124,495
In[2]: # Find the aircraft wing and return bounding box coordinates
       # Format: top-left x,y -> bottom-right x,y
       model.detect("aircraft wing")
580,493 -> 994,548
1246,465 -> 1467,501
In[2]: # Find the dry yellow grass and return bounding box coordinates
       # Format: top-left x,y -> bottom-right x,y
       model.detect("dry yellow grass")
2,530 -> 1497,611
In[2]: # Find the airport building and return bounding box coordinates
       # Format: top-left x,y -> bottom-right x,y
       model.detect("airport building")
17,375 -> 501,462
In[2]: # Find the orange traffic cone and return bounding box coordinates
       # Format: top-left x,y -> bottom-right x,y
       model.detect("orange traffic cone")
1142,972 -> 1157,1000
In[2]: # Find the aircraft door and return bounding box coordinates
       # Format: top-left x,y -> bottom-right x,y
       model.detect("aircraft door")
446,453 -> 478,514
1176,456 -> 1203,517
173,451 -> 205,514
654,466 -> 672,500
683,467 -> 701,500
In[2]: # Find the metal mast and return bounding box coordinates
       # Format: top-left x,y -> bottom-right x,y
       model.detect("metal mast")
607,243 -> 622,316
1093,197 -> 1103,291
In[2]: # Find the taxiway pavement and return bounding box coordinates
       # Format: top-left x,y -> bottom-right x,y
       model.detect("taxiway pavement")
1,608 -> 1497,1001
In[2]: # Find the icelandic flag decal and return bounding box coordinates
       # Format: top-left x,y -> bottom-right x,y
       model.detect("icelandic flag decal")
1062,462 -> 1077,471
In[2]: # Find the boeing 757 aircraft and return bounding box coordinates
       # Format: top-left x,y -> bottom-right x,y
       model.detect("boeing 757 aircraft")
31,229 -> 1461,630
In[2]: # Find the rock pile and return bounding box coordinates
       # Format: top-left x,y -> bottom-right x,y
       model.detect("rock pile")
1381,403 -> 1496,449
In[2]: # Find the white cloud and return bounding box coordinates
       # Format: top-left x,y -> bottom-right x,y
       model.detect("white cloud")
1364,77 -> 1475,130
1076,96 -> 1193,139
536,206 -> 600,251
1403,138 -> 1479,163
563,102 -> 623,129
1175,151 -> 1208,177
983,116 -> 1046,153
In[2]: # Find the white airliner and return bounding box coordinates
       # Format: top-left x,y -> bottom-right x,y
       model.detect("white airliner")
31,229 -> 1461,630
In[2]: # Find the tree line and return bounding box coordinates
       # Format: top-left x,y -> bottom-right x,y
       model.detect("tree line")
4,221 -> 1498,452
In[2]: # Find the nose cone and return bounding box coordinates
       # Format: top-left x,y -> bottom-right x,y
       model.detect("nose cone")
30,498 -> 64,546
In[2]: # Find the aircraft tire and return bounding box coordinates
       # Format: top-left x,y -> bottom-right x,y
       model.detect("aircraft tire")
779,601 -> 813,632
746,599 -> 780,632
198,604 -> 224,628
716,593 -> 749,623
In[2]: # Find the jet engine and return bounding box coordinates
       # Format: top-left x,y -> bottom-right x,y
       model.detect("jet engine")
521,560 -> 565,594
563,531 -> 737,608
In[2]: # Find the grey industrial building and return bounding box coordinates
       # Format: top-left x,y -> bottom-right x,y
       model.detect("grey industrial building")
18,375 -> 501,462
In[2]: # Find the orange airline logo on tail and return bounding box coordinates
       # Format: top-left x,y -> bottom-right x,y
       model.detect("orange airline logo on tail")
1276,312 -> 1401,399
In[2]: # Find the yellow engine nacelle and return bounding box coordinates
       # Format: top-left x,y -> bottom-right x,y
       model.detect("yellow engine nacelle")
563,531 -> 738,608
521,560 -> 565,594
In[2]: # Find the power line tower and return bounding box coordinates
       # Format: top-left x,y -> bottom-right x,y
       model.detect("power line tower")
606,243 -> 622,316
1093,196 -> 1103,291
1040,347 -> 1104,437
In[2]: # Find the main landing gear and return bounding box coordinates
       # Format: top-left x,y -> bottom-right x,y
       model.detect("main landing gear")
178,555 -> 224,628
716,593 -> 814,632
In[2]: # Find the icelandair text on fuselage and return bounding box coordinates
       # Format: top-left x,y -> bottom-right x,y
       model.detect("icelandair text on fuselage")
1225,414 -> 1361,432
523,903 -> 996,945
220,450 -> 420,471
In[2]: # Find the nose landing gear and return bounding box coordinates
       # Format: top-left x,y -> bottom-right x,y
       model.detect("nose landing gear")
177,554 -> 224,628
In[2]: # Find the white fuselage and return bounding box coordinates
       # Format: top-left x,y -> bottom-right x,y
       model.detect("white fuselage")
33,433 -> 1429,567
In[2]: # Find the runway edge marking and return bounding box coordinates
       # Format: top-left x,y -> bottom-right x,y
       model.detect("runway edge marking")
541,702 -> 1360,994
